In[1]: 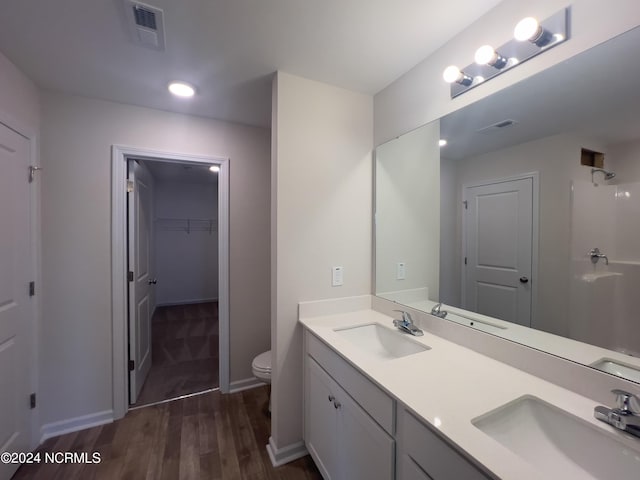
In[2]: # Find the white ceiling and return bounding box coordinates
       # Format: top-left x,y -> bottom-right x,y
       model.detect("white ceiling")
0,0 -> 503,127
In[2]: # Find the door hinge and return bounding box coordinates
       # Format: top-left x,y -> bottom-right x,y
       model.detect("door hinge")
463,200 -> 468,209
128,360 -> 135,371
127,179 -> 134,193
127,271 -> 134,282
30,393 -> 36,409
29,281 -> 35,297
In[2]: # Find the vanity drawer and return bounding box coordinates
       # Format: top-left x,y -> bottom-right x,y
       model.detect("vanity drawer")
306,332 -> 394,434
400,409 -> 491,480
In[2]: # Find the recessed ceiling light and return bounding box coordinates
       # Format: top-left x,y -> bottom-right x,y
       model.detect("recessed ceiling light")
209,165 -> 220,173
439,139 -> 447,147
168,81 -> 195,98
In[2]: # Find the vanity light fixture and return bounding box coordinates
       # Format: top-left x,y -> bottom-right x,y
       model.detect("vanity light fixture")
168,81 -> 195,98
442,65 -> 473,86
474,45 -> 508,69
438,139 -> 447,147
445,7 -> 569,98
514,16 -> 553,47
209,165 -> 220,173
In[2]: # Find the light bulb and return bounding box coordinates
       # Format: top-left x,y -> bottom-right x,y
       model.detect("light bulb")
443,65 -> 462,83
514,17 -> 540,42
438,139 -> 447,147
209,165 -> 220,173
168,81 -> 195,98
442,66 -> 472,86
474,45 -> 496,65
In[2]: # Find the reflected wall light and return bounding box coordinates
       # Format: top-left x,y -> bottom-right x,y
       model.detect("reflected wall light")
444,7 -> 569,98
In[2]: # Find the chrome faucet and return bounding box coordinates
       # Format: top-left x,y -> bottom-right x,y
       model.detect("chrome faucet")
431,303 -> 448,319
594,389 -> 640,438
392,310 -> 423,336
588,247 -> 609,265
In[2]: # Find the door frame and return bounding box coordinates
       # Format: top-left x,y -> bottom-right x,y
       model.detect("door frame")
111,145 -> 230,419
461,172 -> 539,327
0,110 -> 40,449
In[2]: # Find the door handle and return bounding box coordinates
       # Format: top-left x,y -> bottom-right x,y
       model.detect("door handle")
148,279 -> 157,285
519,276 -> 529,284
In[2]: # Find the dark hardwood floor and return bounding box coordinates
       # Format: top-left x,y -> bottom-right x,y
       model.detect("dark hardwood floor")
133,302 -> 219,407
13,386 -> 321,480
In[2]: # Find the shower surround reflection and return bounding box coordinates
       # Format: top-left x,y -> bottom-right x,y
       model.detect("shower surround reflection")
570,180 -> 640,357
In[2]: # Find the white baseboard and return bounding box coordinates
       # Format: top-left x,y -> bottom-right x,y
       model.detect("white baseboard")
156,297 -> 218,307
229,377 -> 266,393
40,410 -> 113,444
266,437 -> 308,467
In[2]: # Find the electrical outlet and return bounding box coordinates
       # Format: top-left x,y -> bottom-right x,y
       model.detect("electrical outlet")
332,266 -> 344,287
397,262 -> 406,280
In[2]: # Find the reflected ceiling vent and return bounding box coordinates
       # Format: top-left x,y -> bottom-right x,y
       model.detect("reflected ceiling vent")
476,119 -> 518,134
124,0 -> 166,51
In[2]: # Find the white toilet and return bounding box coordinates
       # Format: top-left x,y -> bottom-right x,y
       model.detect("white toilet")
251,350 -> 272,383
252,350 -> 272,413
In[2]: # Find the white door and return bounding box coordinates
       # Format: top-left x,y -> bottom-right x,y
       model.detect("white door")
464,177 -> 533,327
128,160 -> 153,403
0,123 -> 32,479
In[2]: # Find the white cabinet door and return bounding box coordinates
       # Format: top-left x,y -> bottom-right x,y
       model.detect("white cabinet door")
399,455 -> 434,480
338,386 -> 394,480
306,358 -> 339,479
306,357 -> 394,480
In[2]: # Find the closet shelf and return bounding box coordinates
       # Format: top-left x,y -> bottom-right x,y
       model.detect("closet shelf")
155,217 -> 217,234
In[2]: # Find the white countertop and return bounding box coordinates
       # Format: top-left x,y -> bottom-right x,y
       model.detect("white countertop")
299,308 -> 640,480
403,298 -> 640,381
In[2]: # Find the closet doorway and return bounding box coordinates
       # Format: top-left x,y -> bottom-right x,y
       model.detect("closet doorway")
131,159 -> 222,407
111,147 -> 229,418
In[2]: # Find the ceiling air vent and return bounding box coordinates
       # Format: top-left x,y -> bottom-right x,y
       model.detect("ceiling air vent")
124,0 -> 165,51
476,119 -> 519,135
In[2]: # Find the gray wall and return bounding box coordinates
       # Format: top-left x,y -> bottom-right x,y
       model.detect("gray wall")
40,91 -> 270,426
154,180 -> 219,306
271,72 -> 373,450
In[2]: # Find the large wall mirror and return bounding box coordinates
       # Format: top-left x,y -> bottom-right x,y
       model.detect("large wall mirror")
375,26 -> 640,384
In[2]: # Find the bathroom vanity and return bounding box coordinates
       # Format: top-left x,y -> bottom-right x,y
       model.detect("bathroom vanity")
300,298 -> 640,480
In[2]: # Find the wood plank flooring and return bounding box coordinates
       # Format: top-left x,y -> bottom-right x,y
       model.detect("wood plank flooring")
133,302 -> 219,407
13,386 -> 321,480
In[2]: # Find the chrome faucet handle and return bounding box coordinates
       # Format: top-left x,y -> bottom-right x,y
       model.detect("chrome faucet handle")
392,309 -> 413,324
612,389 -> 640,414
588,247 -> 609,265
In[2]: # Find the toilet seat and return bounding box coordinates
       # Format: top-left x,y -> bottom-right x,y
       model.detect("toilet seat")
252,350 -> 272,383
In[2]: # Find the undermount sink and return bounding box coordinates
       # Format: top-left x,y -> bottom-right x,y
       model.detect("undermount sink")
334,323 -> 430,360
472,396 -> 640,479
591,358 -> 640,383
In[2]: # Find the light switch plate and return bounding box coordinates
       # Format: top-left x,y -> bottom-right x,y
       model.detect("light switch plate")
397,262 -> 406,280
332,266 -> 344,286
